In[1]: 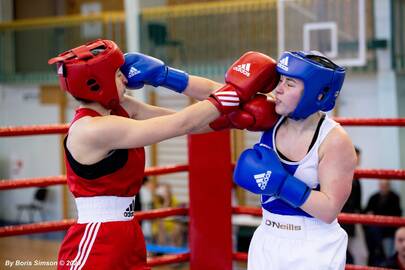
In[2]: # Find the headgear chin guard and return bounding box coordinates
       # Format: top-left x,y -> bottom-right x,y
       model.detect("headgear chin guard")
276,51 -> 345,120
48,39 -> 124,109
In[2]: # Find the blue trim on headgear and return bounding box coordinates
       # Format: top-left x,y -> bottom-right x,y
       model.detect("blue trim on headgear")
276,51 -> 345,120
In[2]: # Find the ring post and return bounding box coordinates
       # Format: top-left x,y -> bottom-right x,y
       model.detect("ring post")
188,130 -> 233,270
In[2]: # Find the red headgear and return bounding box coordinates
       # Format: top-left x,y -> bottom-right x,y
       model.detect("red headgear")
48,39 -> 124,109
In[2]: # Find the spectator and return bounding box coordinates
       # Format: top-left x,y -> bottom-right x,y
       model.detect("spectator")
153,183 -> 185,247
364,179 -> 402,266
380,226 -> 405,269
341,146 -> 367,264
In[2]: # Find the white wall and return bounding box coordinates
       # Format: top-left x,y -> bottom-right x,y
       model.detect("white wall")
0,84 -> 62,223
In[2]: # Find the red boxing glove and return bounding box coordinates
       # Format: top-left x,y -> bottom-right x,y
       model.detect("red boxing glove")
209,115 -> 232,131
210,94 -> 278,131
209,111 -> 254,131
235,94 -> 278,131
208,51 -> 278,114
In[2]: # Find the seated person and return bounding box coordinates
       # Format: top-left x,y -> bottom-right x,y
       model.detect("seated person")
380,226 -> 405,269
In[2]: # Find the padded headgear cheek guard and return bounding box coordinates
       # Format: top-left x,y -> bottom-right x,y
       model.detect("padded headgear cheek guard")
48,39 -> 124,109
276,51 -> 345,120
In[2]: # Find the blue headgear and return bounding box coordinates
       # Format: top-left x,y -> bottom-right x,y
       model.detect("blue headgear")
276,51 -> 345,119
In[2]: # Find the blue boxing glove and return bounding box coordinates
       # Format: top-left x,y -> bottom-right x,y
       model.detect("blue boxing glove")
120,52 -> 189,93
233,143 -> 311,208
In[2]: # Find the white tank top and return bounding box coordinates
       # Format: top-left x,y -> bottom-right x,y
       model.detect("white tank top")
259,113 -> 339,217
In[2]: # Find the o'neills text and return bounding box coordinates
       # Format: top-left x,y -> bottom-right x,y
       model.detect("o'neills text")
265,219 -> 301,231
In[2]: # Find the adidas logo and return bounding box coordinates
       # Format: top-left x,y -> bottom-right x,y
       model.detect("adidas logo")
233,63 -> 251,77
277,56 -> 289,71
127,66 -> 141,78
254,170 -> 272,190
124,199 -> 136,217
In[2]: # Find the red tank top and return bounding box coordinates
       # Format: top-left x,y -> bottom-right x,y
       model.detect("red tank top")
65,106 -> 145,197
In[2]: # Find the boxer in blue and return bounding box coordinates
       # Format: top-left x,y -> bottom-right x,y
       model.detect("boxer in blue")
234,51 -> 357,270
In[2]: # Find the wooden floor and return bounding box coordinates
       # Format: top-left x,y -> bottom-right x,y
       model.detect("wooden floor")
0,236 -> 60,269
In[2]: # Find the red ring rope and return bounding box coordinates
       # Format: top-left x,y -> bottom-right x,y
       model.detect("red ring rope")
345,265 -> 394,270
0,164 -> 188,190
147,253 -> 190,266
0,124 -> 69,136
354,169 -> 405,179
0,219 -> 75,237
338,213 -> 405,227
0,175 -> 67,190
334,117 -> 405,126
0,118 -> 404,137
0,207 -> 188,237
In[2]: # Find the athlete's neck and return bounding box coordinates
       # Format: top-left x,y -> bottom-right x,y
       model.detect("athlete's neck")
285,112 -> 323,133
79,102 -> 111,116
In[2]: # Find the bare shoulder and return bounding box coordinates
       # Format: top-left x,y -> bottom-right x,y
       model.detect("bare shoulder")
319,124 -> 356,165
65,116 -> 104,162
68,115 -> 123,148
67,115 -> 129,163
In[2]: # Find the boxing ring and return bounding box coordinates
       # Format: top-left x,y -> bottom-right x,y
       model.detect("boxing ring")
1,118 -> 405,270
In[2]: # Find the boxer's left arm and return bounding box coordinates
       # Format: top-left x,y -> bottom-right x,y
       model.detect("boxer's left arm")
119,76 -> 221,120
300,126 -> 356,223
183,75 -> 223,101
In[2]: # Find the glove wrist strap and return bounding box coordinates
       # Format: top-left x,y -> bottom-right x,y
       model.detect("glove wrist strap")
278,175 -> 311,208
164,67 -> 189,93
